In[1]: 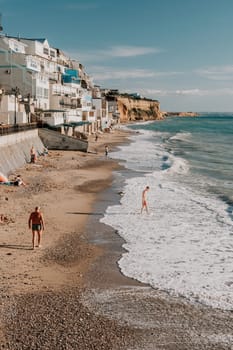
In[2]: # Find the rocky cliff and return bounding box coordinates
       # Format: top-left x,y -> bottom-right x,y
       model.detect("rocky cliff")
117,96 -> 163,122
164,111 -> 199,117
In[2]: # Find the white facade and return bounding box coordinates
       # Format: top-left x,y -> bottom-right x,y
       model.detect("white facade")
0,35 -> 107,130
8,37 -> 27,53
0,95 -> 27,124
92,98 -> 102,119
42,111 -> 65,126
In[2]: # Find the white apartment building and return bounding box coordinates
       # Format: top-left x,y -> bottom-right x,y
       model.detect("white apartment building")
0,35 -> 100,130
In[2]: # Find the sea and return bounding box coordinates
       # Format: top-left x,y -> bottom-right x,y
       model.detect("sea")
100,113 -> 233,311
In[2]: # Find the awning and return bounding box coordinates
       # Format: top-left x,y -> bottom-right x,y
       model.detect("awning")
63,121 -> 92,127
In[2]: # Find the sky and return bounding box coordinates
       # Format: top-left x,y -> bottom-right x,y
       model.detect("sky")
1,0 -> 233,112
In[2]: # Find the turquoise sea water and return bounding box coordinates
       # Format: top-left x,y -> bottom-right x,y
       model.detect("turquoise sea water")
101,114 -> 233,310
130,114 -> 233,212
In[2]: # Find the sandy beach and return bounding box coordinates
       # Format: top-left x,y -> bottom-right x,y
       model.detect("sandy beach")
0,128 -> 233,350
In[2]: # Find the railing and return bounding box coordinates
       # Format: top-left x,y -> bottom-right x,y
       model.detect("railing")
59,100 -> 79,108
0,122 -> 38,136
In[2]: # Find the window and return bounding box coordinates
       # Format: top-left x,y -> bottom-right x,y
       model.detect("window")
36,87 -> 43,98
43,47 -> 49,55
50,50 -> 55,57
44,89 -> 49,98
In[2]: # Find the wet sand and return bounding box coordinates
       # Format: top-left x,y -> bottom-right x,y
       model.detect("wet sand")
0,128 -> 233,350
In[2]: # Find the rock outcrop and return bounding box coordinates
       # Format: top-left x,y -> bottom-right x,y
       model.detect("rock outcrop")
117,96 -> 163,123
164,111 -> 199,117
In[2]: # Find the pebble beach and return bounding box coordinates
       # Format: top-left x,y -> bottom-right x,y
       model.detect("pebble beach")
0,128 -> 233,350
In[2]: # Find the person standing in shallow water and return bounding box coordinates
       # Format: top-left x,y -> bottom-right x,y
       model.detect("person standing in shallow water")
28,206 -> 45,249
141,186 -> 150,214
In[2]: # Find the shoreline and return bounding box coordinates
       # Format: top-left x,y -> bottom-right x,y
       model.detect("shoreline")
0,127 -> 143,349
1,127 -> 233,349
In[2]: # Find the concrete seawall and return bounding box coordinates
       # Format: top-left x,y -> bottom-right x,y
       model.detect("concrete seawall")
38,128 -> 88,152
0,129 -> 45,176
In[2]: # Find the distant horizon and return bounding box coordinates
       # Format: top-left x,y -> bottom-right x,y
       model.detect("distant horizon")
163,111 -> 233,114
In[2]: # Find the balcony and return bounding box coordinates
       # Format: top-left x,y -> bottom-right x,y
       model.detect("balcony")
59,99 -> 80,109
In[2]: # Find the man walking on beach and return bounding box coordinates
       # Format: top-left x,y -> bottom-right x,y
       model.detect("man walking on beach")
28,206 -> 45,249
141,186 -> 150,214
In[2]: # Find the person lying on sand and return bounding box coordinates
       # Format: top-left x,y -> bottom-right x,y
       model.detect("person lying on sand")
0,174 -> 27,187
12,175 -> 26,187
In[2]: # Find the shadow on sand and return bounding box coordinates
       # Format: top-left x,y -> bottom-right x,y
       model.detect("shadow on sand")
66,211 -> 102,216
0,244 -> 32,250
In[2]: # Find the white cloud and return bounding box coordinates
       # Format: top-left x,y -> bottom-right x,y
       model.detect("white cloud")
139,88 -> 233,97
175,89 -> 208,96
88,66 -> 181,81
68,45 -> 163,62
93,69 -> 153,80
196,65 -> 233,81
106,46 -> 162,57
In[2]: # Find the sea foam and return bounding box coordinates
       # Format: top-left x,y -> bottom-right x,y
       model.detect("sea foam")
101,128 -> 233,310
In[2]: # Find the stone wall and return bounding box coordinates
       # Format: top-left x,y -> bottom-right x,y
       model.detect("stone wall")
38,128 -> 88,152
117,96 -> 163,122
0,128 -> 88,176
0,129 -> 45,176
